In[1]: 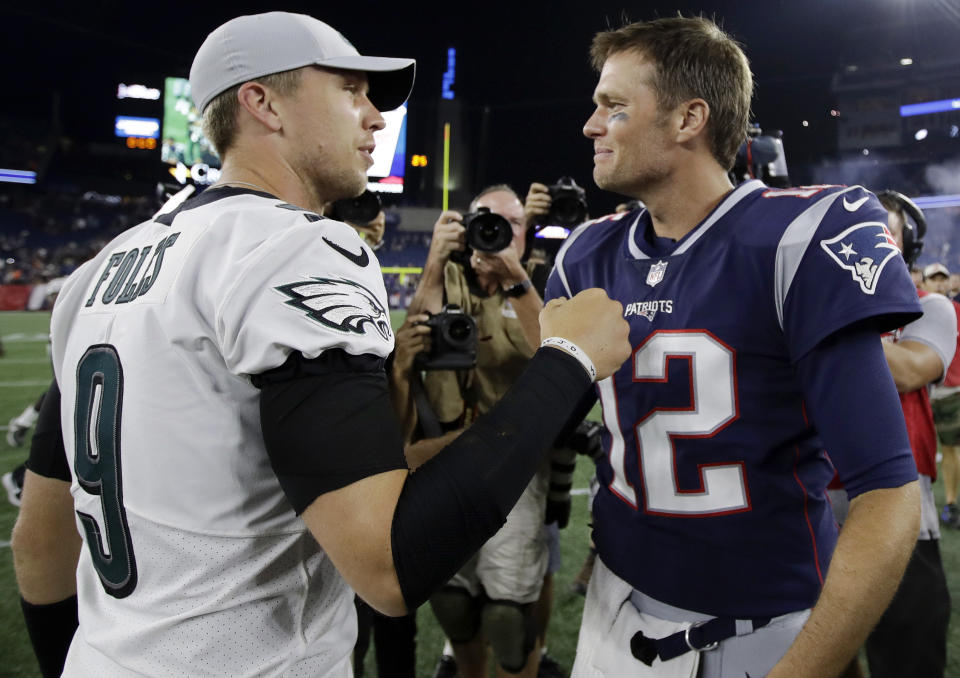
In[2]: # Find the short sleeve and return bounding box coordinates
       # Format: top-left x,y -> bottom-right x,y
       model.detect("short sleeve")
777,187 -> 922,361
216,217 -> 394,376
900,293 -> 958,383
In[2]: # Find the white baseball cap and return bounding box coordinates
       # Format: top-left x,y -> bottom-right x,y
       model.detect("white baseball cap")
189,12 -> 416,114
923,262 -> 950,280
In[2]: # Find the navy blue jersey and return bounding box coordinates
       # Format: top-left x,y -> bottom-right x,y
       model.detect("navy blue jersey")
546,180 -> 921,617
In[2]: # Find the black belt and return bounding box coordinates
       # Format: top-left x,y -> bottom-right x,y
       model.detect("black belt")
630,615 -> 771,665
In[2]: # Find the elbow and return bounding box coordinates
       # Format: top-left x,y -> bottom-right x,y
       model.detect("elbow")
358,575 -> 409,617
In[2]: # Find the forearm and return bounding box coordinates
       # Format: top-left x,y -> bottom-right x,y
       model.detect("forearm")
882,340 -> 943,392
407,260 -> 446,315
12,472 -> 82,604
509,286 -> 544,357
767,481 -> 920,678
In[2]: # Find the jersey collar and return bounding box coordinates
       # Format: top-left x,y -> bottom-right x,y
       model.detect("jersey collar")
154,185 -> 277,226
626,179 -> 766,260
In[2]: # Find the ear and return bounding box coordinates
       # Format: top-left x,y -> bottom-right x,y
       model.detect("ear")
236,81 -> 283,133
675,98 -> 710,144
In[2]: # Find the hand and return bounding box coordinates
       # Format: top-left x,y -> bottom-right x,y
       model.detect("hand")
427,211 -> 466,266
545,497 -> 571,528
393,314 -> 432,376
472,242 -> 526,287
540,289 -> 630,381
524,182 -> 551,230
354,219 -> 385,249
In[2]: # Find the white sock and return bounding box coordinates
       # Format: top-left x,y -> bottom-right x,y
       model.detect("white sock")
13,404 -> 39,428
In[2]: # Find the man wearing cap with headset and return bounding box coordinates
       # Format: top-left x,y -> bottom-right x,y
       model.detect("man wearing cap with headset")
921,262 -> 960,535
10,12 -> 630,678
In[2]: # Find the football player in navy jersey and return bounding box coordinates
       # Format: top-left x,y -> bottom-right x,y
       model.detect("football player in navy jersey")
548,16 -> 923,678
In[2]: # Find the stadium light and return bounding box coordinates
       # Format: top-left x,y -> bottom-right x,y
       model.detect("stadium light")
900,57 -> 914,66
900,98 -> 960,117
0,169 -> 37,184
915,128 -> 929,141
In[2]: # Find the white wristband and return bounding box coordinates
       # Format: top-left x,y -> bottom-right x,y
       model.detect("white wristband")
540,336 -> 597,382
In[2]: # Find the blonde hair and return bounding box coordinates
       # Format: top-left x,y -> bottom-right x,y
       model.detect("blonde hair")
201,69 -> 303,158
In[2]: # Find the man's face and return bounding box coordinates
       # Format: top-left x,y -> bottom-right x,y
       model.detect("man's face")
950,274 -> 960,297
886,209 -> 905,252
473,189 -> 527,261
281,67 -> 385,205
925,274 -> 950,295
583,51 -> 673,197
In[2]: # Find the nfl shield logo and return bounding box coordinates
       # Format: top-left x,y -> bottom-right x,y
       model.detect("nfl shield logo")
646,260 -> 668,287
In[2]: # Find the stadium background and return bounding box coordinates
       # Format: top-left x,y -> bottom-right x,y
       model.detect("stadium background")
2,0 -> 960,675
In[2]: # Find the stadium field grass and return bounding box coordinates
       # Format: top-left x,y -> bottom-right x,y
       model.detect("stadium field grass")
1,309 -> 959,677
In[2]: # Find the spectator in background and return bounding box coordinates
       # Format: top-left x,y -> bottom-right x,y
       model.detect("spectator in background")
409,185 -> 555,678
863,197 -> 957,678
911,266 -> 924,289
919,263 -> 960,532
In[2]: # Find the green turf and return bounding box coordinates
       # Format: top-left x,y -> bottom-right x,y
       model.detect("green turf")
2,310 -> 959,677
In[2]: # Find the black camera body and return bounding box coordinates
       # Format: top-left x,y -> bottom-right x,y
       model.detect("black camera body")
449,207 -> 514,266
414,305 -> 478,370
732,125 -> 790,188
328,189 -> 382,225
546,176 -> 588,228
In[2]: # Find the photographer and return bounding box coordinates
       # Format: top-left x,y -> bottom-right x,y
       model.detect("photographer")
327,189 -> 387,251
409,185 -> 549,678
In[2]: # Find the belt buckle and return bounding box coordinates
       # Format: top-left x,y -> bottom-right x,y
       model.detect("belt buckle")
684,621 -> 719,653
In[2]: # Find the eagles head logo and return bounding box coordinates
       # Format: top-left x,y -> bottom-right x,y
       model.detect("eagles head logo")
274,276 -> 392,342
820,222 -> 901,295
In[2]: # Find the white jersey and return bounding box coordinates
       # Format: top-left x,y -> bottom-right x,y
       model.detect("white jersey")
50,186 -> 394,677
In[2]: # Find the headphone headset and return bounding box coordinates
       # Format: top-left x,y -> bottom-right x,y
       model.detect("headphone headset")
877,189 -> 926,268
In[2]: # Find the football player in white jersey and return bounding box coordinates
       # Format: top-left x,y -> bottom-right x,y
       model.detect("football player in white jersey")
11,12 -> 631,678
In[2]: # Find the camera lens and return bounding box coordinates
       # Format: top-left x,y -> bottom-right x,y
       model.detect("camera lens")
329,190 -> 382,224
443,316 -> 477,348
466,209 -> 513,252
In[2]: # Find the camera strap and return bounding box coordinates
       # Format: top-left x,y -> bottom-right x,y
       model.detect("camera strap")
410,370 -> 444,439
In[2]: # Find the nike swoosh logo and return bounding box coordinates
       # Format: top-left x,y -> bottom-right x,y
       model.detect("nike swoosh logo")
843,196 -> 869,212
323,237 -> 369,267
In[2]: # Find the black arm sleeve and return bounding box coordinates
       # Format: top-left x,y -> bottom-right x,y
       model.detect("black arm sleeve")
20,595 -> 78,678
256,350 -> 408,515
25,380 -> 70,482
391,346 -> 592,610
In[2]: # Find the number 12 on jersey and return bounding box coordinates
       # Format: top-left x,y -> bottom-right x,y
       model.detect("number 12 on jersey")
599,330 -> 750,516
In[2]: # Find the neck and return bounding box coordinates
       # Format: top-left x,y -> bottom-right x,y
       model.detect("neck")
640,162 -> 734,242
217,147 -> 325,214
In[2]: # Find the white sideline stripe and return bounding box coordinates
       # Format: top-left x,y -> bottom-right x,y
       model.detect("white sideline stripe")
0,540 -> 9,549
1,333 -> 49,342
571,488 -> 590,496
0,381 -> 50,388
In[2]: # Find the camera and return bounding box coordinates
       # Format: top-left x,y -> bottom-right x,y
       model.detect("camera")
328,189 -> 382,225
414,305 -> 478,370
546,176 -> 588,228
463,207 -> 514,253
732,125 -> 790,188
449,207 -> 514,266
